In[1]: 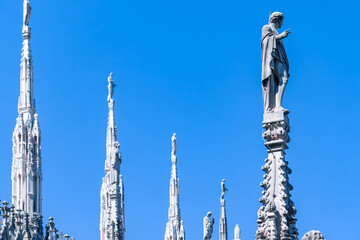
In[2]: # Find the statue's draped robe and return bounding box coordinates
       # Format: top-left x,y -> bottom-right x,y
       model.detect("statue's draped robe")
203,217 -> 213,239
261,24 -> 289,111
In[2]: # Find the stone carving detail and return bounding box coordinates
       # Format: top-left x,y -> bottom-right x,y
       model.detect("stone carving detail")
100,73 -> 125,240
261,11 -> 291,113
165,133 -> 185,240
203,212 -> 215,240
301,231 -> 325,240
262,119 -> 290,143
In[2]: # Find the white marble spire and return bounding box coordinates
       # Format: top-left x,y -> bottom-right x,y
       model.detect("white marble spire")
219,179 -> 228,240
100,73 -> 125,240
234,225 -> 240,240
11,0 -> 42,215
165,133 -> 185,240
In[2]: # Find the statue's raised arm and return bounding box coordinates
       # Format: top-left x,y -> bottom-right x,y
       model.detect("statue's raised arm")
261,12 -> 291,113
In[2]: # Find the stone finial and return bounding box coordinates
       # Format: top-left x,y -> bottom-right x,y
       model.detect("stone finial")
234,224 -> 240,240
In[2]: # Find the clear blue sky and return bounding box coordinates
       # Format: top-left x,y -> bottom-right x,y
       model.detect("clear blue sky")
0,0 -> 359,239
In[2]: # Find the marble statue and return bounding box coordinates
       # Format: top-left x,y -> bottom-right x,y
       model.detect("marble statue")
23,0 -> 32,27
171,133 -> 177,157
203,212 -> 215,240
261,11 -> 291,113
221,179 -> 228,200
107,73 -> 116,101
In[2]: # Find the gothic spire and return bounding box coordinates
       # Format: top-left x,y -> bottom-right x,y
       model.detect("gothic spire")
105,73 -> 117,173
11,0 -> 42,217
219,179 -> 228,240
100,73 -> 125,240
165,133 -> 185,240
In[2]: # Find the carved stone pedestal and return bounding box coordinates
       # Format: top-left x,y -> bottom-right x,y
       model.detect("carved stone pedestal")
256,111 -> 298,240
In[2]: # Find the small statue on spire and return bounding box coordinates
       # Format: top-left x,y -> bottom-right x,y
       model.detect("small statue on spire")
221,179 -> 228,201
171,133 -> 177,156
107,73 -> 117,102
261,11 -> 291,113
203,212 -> 215,240
23,0 -> 32,28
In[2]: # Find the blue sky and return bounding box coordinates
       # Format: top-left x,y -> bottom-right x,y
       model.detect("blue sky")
0,0 -> 359,239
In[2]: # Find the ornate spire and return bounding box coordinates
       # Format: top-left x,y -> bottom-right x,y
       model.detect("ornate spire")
100,73 -> 125,240
165,133 -> 185,240
219,179 -> 228,240
234,224 -> 240,240
11,0 -> 42,218
257,12 -> 298,240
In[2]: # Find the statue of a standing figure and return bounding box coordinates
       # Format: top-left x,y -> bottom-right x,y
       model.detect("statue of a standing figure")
110,141 -> 121,184
23,0 -> 32,28
220,179 -> 228,201
261,12 -> 291,113
203,212 -> 215,240
107,73 -> 116,102
171,133 -> 177,157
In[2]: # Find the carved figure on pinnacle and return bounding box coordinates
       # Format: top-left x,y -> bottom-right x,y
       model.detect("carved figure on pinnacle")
220,179 -> 228,201
203,212 -> 215,240
107,73 -> 117,102
261,11 -> 291,113
23,0 -> 32,28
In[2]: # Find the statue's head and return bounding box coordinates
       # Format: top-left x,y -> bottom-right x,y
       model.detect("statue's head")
206,212 -> 212,217
269,12 -> 284,28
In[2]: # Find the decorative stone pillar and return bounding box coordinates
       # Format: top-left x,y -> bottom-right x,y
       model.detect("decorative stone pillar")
255,111 -> 298,240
